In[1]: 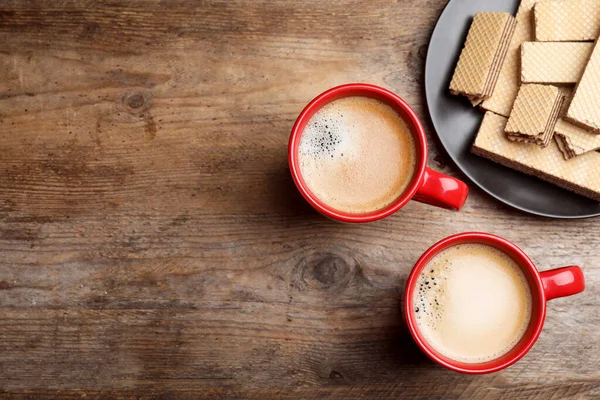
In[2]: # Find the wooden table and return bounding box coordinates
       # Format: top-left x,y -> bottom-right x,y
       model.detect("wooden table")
1,1 -> 598,398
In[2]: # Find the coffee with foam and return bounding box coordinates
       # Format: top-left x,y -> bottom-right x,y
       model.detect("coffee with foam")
413,243 -> 532,364
298,96 -> 417,214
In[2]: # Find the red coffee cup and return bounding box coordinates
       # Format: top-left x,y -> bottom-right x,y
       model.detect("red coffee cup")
404,232 -> 585,374
288,83 -> 469,223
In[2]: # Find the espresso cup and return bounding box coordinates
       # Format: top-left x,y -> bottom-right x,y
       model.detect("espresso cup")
288,83 -> 469,223
404,232 -> 585,374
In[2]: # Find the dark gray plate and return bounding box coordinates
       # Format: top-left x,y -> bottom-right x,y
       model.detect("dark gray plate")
425,0 -> 600,218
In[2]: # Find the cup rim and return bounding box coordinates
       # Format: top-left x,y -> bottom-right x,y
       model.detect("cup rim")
403,232 -> 547,374
288,83 -> 427,223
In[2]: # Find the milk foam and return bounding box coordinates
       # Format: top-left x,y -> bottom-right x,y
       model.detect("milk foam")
298,96 -> 417,214
413,243 -> 532,364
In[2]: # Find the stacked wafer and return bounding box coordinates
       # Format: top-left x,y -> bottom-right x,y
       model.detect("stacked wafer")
449,0 -> 600,202
449,12 -> 517,105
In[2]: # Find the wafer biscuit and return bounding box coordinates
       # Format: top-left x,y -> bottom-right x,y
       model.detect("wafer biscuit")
481,0 -> 537,117
505,84 -> 565,147
521,42 -> 594,84
566,39 -> 600,132
534,0 -> 600,42
450,12 -> 517,105
472,112 -> 600,202
559,87 -> 575,116
554,119 -> 600,159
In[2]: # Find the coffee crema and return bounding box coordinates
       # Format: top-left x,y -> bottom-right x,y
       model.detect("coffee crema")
297,96 -> 417,214
413,243 -> 532,364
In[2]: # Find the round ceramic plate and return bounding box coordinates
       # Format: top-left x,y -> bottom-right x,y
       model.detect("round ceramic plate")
425,0 -> 600,218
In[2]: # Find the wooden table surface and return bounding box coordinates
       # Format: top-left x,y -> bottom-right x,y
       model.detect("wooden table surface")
1,1 -> 599,399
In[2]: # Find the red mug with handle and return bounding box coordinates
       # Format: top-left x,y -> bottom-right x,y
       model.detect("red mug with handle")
288,83 -> 469,223
404,232 -> 585,374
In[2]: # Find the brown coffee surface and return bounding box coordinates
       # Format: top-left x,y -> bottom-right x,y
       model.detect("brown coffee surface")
298,96 -> 417,214
413,243 -> 532,364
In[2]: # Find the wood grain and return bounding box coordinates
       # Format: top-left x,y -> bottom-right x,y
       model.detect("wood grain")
0,1 -> 599,399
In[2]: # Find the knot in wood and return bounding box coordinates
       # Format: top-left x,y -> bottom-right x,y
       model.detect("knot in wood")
122,91 -> 152,114
127,94 -> 144,109
290,252 -> 366,294
313,255 -> 350,287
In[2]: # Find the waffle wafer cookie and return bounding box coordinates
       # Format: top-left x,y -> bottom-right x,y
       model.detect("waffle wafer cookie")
481,0 -> 537,117
559,87 -> 575,116
555,119 -> 600,159
450,12 -> 517,105
472,112 -> 600,202
505,84 -> 565,147
521,42 -> 594,84
566,38 -> 600,132
534,0 -> 600,42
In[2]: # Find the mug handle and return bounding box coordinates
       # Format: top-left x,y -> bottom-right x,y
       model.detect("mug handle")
541,266 -> 585,301
412,167 -> 469,210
